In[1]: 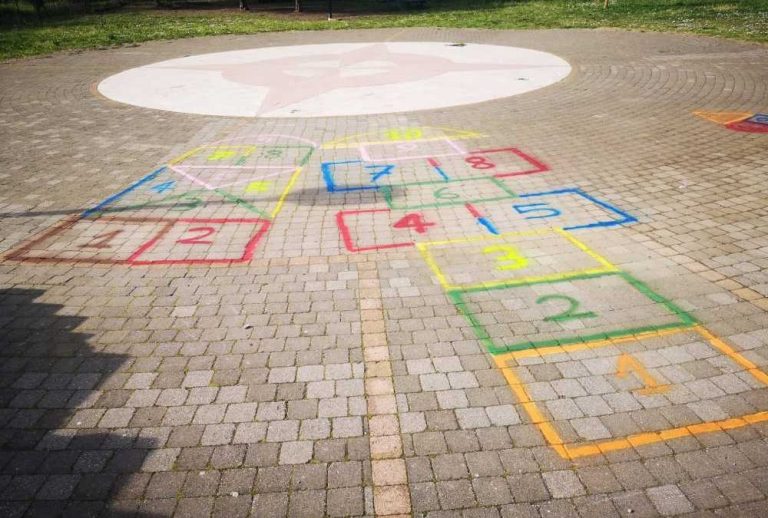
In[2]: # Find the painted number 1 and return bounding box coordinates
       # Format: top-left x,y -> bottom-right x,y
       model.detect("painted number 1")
79,230 -> 123,249
483,245 -> 527,271
536,294 -> 597,323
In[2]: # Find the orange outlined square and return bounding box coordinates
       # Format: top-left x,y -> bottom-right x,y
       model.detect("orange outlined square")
493,325 -> 768,459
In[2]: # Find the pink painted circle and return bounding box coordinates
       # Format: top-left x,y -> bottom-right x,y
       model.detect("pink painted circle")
98,42 -> 571,118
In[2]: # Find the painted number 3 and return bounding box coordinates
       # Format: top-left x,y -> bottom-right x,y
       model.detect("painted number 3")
483,245 -> 528,271
536,294 -> 597,323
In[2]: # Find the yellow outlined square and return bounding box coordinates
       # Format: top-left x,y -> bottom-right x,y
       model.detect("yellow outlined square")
493,325 -> 768,460
416,228 -> 618,291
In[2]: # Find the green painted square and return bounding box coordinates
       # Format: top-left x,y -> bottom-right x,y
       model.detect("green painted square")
449,271 -> 697,355
381,176 -> 517,210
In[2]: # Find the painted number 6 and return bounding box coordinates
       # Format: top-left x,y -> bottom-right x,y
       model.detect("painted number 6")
482,245 -> 528,271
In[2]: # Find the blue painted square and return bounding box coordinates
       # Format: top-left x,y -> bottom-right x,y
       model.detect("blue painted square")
321,160 -> 396,193
514,188 -> 637,230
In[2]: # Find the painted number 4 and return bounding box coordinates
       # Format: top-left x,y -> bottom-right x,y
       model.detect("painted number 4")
393,213 -> 435,234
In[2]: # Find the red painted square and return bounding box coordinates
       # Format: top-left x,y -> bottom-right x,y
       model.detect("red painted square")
463,147 -> 549,178
128,218 -> 270,265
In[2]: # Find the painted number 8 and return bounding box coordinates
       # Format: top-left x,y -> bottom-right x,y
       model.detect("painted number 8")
465,156 -> 495,170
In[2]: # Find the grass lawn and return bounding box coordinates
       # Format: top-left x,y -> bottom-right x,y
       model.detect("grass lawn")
1,0 -> 767,61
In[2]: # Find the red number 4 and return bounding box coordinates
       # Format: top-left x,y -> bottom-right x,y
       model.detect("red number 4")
393,213 -> 435,234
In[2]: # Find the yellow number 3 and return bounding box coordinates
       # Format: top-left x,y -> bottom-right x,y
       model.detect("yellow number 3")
482,245 -> 528,271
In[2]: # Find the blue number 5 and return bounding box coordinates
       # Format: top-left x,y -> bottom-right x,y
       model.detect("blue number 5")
512,203 -> 561,220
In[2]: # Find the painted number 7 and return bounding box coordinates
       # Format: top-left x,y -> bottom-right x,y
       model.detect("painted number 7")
482,245 -> 528,271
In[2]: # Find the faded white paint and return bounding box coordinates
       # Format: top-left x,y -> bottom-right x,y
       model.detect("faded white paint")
98,42 -> 571,118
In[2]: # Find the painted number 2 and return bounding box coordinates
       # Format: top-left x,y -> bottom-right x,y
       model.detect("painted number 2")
177,227 -> 216,245
536,294 -> 597,323
483,245 -> 528,271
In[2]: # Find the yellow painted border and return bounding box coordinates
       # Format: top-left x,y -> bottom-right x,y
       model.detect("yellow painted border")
167,144 -> 304,220
321,126 -> 486,149
416,228 -> 618,291
269,166 -> 303,219
493,325 -> 768,459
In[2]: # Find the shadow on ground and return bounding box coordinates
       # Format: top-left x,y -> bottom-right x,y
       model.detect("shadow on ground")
0,288 -> 159,517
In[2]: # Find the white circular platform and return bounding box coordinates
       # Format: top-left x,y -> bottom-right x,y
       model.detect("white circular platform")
98,42 -> 571,118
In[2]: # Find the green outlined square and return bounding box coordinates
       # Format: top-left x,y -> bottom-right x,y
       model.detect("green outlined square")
380,176 -> 517,210
449,271 -> 697,355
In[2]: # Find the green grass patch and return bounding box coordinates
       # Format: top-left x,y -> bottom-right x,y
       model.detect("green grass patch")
1,0 -> 766,61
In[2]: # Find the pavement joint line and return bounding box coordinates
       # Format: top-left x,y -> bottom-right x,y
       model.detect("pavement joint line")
358,259 -> 412,517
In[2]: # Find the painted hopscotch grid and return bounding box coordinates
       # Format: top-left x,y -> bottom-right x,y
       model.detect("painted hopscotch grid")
334,187 -> 638,253
4,133 -> 315,266
417,228 -> 618,291
493,326 -> 768,459
448,270 -> 697,355
321,148 -> 550,194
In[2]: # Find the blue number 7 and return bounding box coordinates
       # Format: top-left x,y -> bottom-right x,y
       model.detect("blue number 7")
512,203 -> 562,219
365,164 -> 396,182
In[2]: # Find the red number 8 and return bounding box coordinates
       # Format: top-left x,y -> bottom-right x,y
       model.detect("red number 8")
465,156 -> 496,169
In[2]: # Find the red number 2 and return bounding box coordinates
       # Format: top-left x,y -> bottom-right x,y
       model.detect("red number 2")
177,226 -> 216,245
393,213 -> 435,234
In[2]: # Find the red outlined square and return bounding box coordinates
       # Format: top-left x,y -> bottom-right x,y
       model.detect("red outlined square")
128,218 -> 270,265
463,147 -> 549,178
336,209 -> 420,253
3,216 -> 174,265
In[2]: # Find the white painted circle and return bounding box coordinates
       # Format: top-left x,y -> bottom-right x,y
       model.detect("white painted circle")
98,42 -> 571,118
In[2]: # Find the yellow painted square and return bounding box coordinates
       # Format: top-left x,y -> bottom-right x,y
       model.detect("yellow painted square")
416,228 -> 617,291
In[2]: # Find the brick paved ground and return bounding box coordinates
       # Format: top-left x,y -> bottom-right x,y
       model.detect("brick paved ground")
1,28 -> 768,517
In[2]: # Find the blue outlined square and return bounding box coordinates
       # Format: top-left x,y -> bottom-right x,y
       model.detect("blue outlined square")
321,160 -> 397,193
514,188 -> 637,230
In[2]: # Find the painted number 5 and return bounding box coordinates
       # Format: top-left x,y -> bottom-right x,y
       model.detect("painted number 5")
536,294 -> 597,323
513,203 -> 561,220
483,245 -> 528,271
